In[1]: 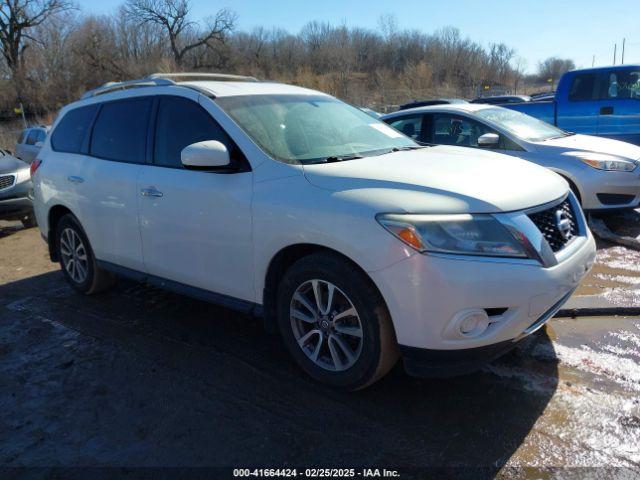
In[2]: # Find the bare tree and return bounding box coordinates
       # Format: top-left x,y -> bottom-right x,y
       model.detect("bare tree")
537,57 -> 575,86
512,56 -> 527,93
124,0 -> 235,67
0,0 -> 73,99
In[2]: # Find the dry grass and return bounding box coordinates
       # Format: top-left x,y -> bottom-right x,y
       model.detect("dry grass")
0,120 -> 23,152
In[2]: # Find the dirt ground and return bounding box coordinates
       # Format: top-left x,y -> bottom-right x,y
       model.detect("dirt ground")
1,221 -> 639,478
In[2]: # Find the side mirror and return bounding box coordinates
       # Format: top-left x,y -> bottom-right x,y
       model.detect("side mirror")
181,140 -> 230,169
35,141 -> 44,148
477,133 -> 500,148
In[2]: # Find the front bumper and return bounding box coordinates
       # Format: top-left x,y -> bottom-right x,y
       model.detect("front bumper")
369,229 -> 596,372
0,195 -> 32,220
399,288 -> 574,377
579,170 -> 640,210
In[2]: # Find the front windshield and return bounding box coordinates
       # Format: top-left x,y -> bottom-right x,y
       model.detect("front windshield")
215,94 -> 417,164
476,107 -> 566,142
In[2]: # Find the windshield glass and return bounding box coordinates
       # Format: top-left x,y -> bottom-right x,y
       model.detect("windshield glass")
215,94 -> 417,164
476,107 -> 566,142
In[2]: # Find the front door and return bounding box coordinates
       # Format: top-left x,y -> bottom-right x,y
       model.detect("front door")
138,94 -> 254,302
597,67 -> 640,144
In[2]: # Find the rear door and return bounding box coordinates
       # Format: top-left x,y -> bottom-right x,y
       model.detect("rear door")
79,96 -> 152,271
137,93 -> 254,302
596,67 -> 640,144
558,72 -> 601,134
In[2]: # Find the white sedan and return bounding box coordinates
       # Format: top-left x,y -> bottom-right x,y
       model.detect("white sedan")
383,104 -> 640,211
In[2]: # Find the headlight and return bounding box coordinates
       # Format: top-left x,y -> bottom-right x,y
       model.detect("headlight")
580,157 -> 636,172
15,167 -> 31,183
564,151 -> 637,172
376,213 -> 528,258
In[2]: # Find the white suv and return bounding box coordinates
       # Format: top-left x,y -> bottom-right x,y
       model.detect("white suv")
32,73 -> 596,389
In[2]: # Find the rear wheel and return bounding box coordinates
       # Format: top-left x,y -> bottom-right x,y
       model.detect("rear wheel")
56,214 -> 114,294
277,252 -> 399,390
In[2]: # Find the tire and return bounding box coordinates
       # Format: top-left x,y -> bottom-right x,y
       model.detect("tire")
276,252 -> 399,390
21,213 -> 37,229
55,214 -> 114,295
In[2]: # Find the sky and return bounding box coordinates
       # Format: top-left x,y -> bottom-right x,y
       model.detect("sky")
82,0 -> 640,73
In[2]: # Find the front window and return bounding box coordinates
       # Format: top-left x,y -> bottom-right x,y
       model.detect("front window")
476,107 -> 566,142
215,95 -> 417,164
431,114 -> 495,147
602,70 -> 640,100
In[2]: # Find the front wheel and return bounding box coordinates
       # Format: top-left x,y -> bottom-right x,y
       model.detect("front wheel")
56,214 -> 114,294
277,252 -> 399,390
21,213 -> 36,228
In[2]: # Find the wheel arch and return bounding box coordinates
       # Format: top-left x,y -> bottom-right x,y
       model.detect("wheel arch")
47,205 -> 75,262
549,168 -> 583,204
261,243 -> 393,335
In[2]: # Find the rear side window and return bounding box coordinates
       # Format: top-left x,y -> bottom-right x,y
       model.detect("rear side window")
51,105 -> 98,154
90,98 -> 152,163
154,96 -> 235,168
35,129 -> 46,143
18,129 -> 28,144
26,130 -> 38,145
568,74 -> 597,101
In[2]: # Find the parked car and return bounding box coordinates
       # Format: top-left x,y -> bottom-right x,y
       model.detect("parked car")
504,65 -> 640,145
16,125 -> 49,163
530,91 -> 555,101
471,95 -> 531,105
382,104 -> 640,211
0,149 -> 35,227
32,73 -> 595,389
399,98 -> 468,110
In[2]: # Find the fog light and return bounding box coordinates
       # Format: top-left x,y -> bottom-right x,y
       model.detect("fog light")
456,309 -> 490,338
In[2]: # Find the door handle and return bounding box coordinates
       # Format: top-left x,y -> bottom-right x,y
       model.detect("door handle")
67,176 -> 84,184
140,187 -> 163,198
600,106 -> 614,115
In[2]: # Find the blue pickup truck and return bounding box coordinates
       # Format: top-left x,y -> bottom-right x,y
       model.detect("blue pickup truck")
505,65 -> 640,145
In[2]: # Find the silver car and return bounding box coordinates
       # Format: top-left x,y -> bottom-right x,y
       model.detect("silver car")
15,126 -> 49,163
382,104 -> 640,211
0,150 -> 34,227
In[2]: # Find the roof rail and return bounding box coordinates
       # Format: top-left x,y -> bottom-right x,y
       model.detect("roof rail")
80,72 -> 258,99
148,72 -> 259,82
80,77 -> 175,99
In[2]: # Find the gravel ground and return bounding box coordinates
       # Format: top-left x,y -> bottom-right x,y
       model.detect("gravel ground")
1,221 -> 639,478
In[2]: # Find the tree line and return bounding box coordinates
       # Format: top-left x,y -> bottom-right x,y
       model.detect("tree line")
0,0 -> 576,121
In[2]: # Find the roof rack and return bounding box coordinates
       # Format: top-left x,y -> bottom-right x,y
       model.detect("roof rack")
149,72 -> 259,82
80,72 -> 258,99
80,78 -> 175,99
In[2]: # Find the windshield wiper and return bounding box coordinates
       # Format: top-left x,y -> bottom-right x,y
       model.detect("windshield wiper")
316,154 -> 364,163
369,145 -> 429,157
545,132 -> 576,141
391,145 -> 429,151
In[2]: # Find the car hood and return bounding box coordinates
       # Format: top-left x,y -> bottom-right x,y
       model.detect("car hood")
0,154 -> 29,174
302,146 -> 568,214
535,134 -> 640,162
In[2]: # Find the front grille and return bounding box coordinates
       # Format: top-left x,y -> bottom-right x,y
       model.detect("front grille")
0,174 -> 16,191
527,198 -> 579,252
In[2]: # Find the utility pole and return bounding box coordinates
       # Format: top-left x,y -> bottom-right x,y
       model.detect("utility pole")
592,55 -> 595,67
622,38 -> 626,64
613,43 -> 617,65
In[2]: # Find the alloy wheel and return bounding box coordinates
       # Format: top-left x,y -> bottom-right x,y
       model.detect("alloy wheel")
60,227 -> 89,284
289,279 -> 363,371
